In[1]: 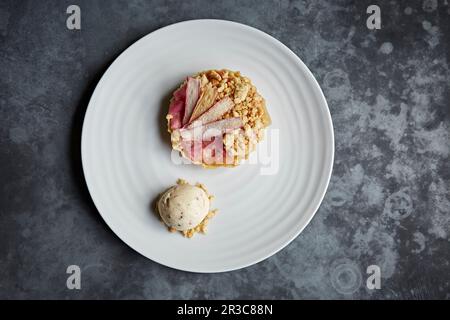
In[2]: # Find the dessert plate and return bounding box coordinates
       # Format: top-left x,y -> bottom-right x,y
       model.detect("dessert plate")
81,20 -> 334,272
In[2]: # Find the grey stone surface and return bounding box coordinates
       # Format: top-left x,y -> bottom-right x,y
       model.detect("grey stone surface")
0,0 -> 449,299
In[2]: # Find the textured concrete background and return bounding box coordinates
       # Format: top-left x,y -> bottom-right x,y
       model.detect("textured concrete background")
0,0 -> 449,299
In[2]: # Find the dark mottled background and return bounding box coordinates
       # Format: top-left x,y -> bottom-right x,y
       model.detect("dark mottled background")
0,0 -> 449,299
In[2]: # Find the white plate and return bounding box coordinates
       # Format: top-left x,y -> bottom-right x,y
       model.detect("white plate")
82,20 -> 334,273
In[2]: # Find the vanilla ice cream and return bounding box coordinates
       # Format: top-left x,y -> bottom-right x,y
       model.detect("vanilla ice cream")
157,184 -> 210,231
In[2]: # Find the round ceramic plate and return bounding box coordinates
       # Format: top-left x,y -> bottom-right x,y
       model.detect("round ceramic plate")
82,20 -> 334,273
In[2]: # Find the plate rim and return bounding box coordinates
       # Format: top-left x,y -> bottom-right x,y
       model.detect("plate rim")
81,19 -> 335,273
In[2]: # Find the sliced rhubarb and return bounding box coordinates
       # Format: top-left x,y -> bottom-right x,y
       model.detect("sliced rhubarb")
181,136 -> 227,165
186,97 -> 234,128
182,77 -> 201,125
202,137 -> 226,165
168,84 -> 187,130
180,117 -> 243,141
189,83 -> 218,123
180,139 -> 204,164
168,99 -> 184,130
173,84 -> 187,101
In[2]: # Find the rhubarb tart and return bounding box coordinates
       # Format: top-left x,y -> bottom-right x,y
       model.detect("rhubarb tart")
166,69 -> 271,167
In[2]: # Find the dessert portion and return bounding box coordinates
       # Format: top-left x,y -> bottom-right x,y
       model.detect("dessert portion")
156,179 -> 217,238
166,69 -> 271,167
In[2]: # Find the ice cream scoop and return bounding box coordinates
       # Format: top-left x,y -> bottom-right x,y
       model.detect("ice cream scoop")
157,183 -> 210,231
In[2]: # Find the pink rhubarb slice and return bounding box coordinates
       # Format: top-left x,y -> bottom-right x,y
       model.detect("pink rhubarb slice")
186,97 -> 234,128
182,77 -> 201,126
202,138 -> 227,165
180,139 -> 203,164
168,84 -> 187,130
181,137 -> 230,165
180,117 -> 243,141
